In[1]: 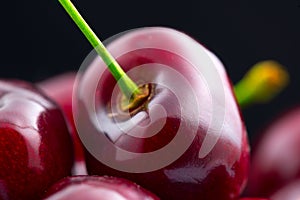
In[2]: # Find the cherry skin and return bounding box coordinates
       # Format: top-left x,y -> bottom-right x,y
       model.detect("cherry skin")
246,106 -> 300,197
271,179 -> 300,200
77,27 -> 249,200
0,80 -> 74,200
38,72 -> 86,175
43,175 -> 159,200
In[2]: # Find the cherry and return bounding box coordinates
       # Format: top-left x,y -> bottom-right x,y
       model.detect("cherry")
271,179 -> 300,200
58,1 -> 250,199
246,106 -> 300,197
0,80 -> 73,200
43,175 -> 159,200
79,28 -> 250,200
38,72 -> 86,175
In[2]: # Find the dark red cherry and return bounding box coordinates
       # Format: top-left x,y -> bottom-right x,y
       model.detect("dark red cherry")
246,106 -> 300,197
0,80 -> 74,200
43,175 -> 159,200
38,72 -> 86,175
76,27 -> 249,200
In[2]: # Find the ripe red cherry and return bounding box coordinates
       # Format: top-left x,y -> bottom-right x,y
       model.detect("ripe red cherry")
43,175 -> 159,200
57,2 -> 249,199
246,106 -> 300,197
75,27 -> 249,200
271,179 -> 300,200
38,72 -> 86,175
0,80 -> 74,199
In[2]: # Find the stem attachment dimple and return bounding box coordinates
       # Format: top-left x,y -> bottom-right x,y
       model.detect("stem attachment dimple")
58,0 -> 140,100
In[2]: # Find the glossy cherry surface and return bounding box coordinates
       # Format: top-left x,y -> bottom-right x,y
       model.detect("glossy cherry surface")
0,80 -> 74,200
38,72 -> 86,175
43,175 -> 159,200
246,106 -> 300,197
78,27 -> 249,200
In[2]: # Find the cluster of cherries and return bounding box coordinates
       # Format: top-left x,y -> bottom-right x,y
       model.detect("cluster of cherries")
0,1 -> 299,200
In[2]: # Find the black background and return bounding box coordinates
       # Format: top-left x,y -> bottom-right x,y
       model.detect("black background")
0,0 -> 299,144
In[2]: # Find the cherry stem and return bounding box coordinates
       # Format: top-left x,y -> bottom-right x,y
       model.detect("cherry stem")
234,60 -> 289,108
58,0 -> 140,99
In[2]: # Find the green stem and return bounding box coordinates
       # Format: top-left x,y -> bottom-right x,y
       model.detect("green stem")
58,0 -> 139,99
233,60 -> 289,109
234,80 -> 253,108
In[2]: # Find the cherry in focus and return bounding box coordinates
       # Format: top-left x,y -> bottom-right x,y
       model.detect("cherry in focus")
76,27 -> 250,200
